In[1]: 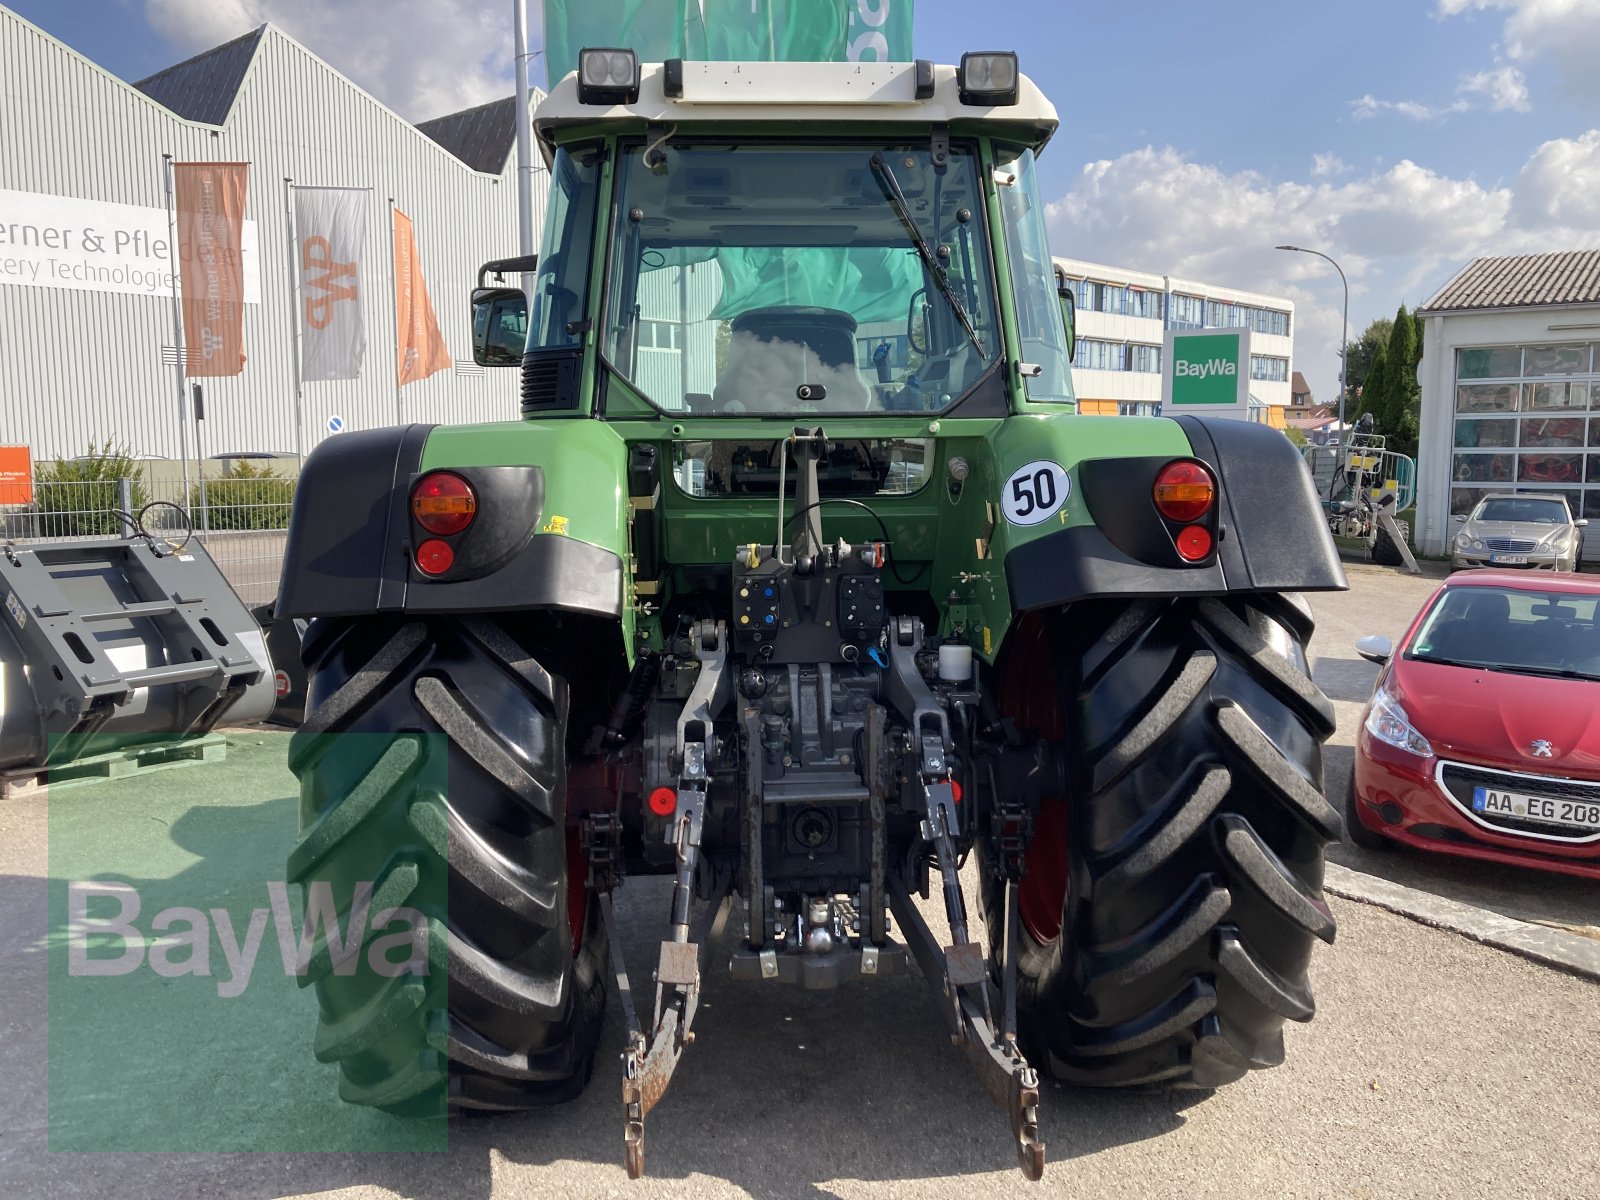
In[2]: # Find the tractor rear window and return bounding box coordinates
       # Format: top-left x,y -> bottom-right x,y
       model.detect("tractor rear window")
601,140 -> 1002,417
671,438 -> 932,498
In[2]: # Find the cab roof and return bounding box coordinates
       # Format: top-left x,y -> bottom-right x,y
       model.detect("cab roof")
533,60 -> 1059,161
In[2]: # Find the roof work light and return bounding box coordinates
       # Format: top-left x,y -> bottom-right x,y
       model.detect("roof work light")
958,51 -> 1019,106
578,47 -> 640,105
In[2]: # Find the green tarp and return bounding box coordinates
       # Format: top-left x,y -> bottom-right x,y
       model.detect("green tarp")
543,0 -> 916,85
542,0 -> 920,324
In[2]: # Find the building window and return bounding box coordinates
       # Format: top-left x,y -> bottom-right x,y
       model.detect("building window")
1073,338 -> 1128,371
1096,283 -> 1129,315
1449,341 -> 1600,523
1250,355 -> 1289,382
1124,288 -> 1160,320
1131,344 -> 1162,373
1170,293 -> 1204,329
1118,401 -> 1160,417
1202,299 -> 1289,336
638,319 -> 680,350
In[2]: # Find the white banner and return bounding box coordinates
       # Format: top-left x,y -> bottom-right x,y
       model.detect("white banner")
0,188 -> 259,301
294,187 -> 368,382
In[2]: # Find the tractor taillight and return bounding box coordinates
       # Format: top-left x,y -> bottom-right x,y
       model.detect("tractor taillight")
411,472 -> 477,536
1152,461 -> 1215,523
415,538 -> 456,576
1175,525 -> 1213,562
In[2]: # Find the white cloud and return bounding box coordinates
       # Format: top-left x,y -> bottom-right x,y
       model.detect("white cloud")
1350,94 -> 1460,121
144,0 -> 519,120
1350,64 -> 1530,122
1047,135 -> 1600,398
1458,65 -> 1531,111
1311,153 -> 1350,177
1511,129 -> 1600,236
1437,0 -> 1600,103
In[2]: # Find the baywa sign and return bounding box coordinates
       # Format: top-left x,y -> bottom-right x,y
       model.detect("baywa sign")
1162,328 -> 1251,413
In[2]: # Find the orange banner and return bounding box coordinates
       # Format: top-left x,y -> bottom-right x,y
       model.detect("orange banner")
174,162 -> 249,377
0,445 -> 32,506
392,207 -> 452,388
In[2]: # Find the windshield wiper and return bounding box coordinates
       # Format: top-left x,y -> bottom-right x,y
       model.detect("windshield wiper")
1480,662 -> 1600,681
869,153 -> 984,358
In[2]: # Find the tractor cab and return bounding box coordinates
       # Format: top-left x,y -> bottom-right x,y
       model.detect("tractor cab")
473,52 -> 1075,420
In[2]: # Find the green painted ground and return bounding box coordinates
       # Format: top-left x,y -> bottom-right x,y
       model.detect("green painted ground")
44,731 -> 447,1152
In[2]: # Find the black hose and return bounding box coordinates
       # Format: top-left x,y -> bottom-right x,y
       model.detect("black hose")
782,498 -> 924,586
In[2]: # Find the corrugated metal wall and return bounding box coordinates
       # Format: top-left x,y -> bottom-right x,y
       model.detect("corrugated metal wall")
0,10 -> 546,462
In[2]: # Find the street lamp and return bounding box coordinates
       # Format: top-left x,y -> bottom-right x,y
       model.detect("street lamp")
1276,244 -> 1349,433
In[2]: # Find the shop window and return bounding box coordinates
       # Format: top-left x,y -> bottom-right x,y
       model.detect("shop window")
1456,383 -> 1520,413
1520,415 -> 1586,447
1453,418 -> 1516,448
1523,344 -> 1593,377
1525,381 -> 1589,410
1452,453 -> 1516,484
1455,347 -> 1523,380
1517,453 -> 1583,485
1451,487 -> 1491,517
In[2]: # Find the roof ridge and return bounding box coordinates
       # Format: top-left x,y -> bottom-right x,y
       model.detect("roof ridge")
131,23 -> 266,88
416,94 -> 518,128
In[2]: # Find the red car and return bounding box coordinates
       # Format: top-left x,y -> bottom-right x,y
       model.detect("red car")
1349,570 -> 1600,880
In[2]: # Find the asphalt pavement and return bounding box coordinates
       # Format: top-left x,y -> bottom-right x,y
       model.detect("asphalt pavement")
1,565 -> 1597,1199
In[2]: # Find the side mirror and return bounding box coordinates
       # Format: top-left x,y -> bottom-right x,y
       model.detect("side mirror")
1054,266 -> 1076,362
1355,634 -> 1393,665
1577,518 -> 1589,528
471,287 -> 528,367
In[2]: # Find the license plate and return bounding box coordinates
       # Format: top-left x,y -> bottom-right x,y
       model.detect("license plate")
1490,554 -> 1528,565
1473,785 -> 1600,832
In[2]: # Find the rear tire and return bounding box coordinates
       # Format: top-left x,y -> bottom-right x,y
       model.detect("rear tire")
1371,520 -> 1408,566
986,595 -> 1341,1090
287,615 -> 607,1113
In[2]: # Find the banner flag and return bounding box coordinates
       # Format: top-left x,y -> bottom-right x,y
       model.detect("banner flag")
542,1 -> 915,83
392,207 -> 452,388
173,162 -> 249,377
294,187 -> 368,382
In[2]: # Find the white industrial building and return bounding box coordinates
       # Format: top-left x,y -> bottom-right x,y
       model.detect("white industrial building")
1415,250 -> 1600,564
0,7 -> 543,464
1054,256 -> 1295,424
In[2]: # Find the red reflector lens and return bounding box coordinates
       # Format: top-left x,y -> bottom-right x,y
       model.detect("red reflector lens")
1153,461 -> 1215,523
415,538 -> 456,576
951,779 -> 963,805
411,472 -> 477,536
1176,524 -> 1213,562
648,787 -> 677,817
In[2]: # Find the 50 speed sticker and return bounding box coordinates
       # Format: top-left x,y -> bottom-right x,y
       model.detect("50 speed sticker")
1001,460 -> 1070,526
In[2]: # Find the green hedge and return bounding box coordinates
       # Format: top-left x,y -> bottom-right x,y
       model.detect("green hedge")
31,443 -> 150,537
191,461 -> 296,531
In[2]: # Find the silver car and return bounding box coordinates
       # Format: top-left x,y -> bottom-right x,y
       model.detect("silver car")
1451,492 -> 1587,572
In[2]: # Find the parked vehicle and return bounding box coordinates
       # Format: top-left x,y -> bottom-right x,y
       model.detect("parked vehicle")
1451,492 -> 1586,573
276,51 -> 1350,1179
1301,416 -> 1416,567
1349,570 -> 1600,880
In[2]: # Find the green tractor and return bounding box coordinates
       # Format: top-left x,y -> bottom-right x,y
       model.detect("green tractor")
277,51 -> 1346,1180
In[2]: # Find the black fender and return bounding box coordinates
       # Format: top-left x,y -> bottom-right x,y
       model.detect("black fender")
1006,415 -> 1346,611
275,424 -> 623,620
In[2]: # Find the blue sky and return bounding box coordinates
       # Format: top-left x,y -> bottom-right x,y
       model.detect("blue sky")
13,0 -> 1600,401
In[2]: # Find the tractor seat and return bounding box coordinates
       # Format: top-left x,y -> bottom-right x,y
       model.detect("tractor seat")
712,306 -> 870,412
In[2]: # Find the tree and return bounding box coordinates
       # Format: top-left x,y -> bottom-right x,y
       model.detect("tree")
1342,317 -> 1393,410
1358,342 -> 1390,429
1381,305 -> 1422,457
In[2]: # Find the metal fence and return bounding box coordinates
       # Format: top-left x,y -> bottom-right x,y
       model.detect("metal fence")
3,476 -> 293,610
